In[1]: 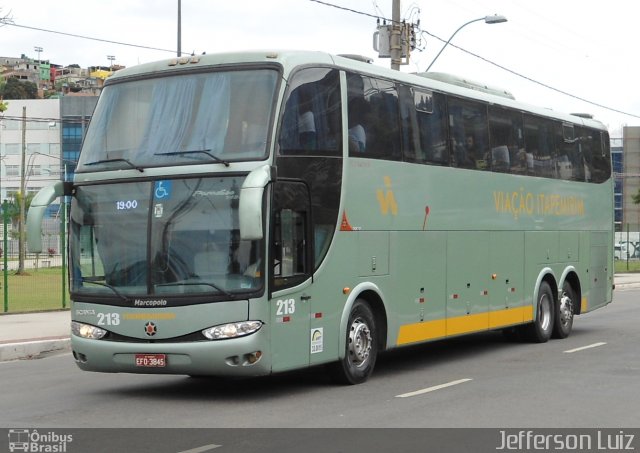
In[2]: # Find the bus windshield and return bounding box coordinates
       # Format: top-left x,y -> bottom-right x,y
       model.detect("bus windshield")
77,69 -> 278,171
69,176 -> 263,302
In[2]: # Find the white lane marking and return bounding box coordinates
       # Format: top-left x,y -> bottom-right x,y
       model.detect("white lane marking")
395,378 -> 472,398
564,342 -> 607,353
177,444 -> 222,453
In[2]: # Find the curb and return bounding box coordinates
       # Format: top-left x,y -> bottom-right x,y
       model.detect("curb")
614,282 -> 640,290
0,337 -> 71,362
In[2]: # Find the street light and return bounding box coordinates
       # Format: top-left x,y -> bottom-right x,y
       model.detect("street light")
107,55 -> 115,70
34,46 -> 43,62
425,14 -> 507,72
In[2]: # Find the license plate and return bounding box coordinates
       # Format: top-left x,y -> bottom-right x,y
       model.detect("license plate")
135,353 -> 166,367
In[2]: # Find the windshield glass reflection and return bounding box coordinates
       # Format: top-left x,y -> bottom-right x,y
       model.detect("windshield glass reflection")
70,177 -> 263,301
77,69 -> 278,171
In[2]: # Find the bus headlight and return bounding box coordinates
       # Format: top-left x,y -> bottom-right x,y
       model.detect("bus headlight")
202,321 -> 262,340
72,321 -> 107,339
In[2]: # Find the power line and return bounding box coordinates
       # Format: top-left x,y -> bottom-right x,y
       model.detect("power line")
0,115 -> 88,124
308,0 -> 640,120
419,29 -> 640,120
1,20 -> 175,54
309,0 -> 397,23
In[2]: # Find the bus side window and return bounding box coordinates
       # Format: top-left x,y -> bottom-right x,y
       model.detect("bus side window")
278,68 -> 342,155
488,106 -> 525,174
410,89 -> 449,166
347,74 -> 401,161
524,115 -> 558,178
448,97 -> 489,170
593,131 -> 612,183
556,123 -> 585,181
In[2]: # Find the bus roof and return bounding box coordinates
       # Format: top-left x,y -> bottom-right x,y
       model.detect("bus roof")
106,50 -> 607,132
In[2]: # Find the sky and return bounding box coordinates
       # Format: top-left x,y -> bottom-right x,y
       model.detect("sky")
1,0 -> 638,136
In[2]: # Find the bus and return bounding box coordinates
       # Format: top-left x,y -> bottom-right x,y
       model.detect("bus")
27,51 -> 613,385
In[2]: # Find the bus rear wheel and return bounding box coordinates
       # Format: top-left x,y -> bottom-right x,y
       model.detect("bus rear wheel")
523,281 -> 555,343
553,281 -> 575,339
328,299 -> 378,385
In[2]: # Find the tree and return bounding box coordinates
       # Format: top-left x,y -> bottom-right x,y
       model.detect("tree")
5,193 -> 34,275
633,188 -> 640,206
0,78 -> 38,100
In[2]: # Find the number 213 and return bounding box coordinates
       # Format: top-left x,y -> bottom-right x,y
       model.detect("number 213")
276,299 -> 295,315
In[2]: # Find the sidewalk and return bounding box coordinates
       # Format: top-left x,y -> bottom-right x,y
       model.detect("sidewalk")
0,274 -> 639,362
0,310 -> 70,361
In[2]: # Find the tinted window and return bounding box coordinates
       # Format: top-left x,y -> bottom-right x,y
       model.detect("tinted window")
448,97 -> 489,170
488,106 -> 525,174
409,89 -> 449,165
556,123 -> 585,181
347,74 -> 401,160
278,68 -> 342,155
592,131 -> 612,183
523,115 -> 557,178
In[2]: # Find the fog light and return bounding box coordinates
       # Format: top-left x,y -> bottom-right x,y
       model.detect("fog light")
72,321 -> 107,339
246,351 -> 262,364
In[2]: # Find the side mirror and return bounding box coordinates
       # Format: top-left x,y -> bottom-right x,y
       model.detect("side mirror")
27,181 -> 65,253
239,165 -> 273,240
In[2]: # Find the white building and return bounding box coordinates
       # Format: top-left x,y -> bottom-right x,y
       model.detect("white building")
0,99 -> 62,202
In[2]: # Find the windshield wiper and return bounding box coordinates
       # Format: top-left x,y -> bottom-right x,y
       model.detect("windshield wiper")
85,158 -> 144,172
156,280 -> 236,299
81,277 -> 130,302
154,150 -> 230,167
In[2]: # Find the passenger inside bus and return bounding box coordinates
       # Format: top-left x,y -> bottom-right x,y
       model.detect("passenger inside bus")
348,97 -> 367,153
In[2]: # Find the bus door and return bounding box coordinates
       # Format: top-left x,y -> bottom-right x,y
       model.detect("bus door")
269,180 -> 314,372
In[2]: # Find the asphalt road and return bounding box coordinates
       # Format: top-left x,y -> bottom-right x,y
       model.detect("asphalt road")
1,288 -> 638,450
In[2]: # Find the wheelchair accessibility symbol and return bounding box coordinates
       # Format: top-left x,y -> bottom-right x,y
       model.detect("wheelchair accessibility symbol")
154,180 -> 172,200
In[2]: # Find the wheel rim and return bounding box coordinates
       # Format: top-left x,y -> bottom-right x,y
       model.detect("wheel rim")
538,293 -> 552,331
559,290 -> 574,327
348,317 -> 372,368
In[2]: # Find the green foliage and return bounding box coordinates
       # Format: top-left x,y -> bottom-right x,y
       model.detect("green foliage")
0,78 -> 39,100
4,192 -> 35,225
632,188 -> 640,205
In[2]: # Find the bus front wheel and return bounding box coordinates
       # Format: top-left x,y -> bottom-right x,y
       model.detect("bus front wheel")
328,299 -> 378,385
524,281 -> 555,343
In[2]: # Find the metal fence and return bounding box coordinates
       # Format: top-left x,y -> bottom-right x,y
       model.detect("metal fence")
615,227 -> 640,273
1,217 -> 68,313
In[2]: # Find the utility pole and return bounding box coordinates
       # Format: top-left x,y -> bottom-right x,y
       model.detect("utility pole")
390,0 -> 401,70
18,106 -> 26,274
177,0 -> 182,57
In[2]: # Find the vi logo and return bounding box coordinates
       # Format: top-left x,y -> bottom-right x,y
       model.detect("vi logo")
376,176 -> 398,216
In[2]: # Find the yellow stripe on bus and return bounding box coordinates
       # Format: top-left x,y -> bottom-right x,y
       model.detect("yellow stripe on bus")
123,313 -> 177,320
396,306 -> 534,346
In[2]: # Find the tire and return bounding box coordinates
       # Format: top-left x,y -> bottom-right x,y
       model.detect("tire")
523,281 -> 555,343
552,280 -> 575,339
328,299 -> 378,385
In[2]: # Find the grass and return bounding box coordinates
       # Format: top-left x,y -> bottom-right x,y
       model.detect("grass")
615,259 -> 640,274
1,267 -> 69,313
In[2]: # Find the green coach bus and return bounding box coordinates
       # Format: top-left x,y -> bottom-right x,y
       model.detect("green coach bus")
27,51 -> 613,384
